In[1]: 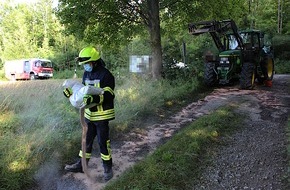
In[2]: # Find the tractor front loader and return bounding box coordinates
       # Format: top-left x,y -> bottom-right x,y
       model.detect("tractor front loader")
188,19 -> 274,89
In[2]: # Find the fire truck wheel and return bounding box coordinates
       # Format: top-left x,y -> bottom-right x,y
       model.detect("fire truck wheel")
10,75 -> 16,81
30,74 -> 35,80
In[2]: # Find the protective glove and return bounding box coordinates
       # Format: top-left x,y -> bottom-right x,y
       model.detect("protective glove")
63,87 -> 73,98
83,94 -> 94,105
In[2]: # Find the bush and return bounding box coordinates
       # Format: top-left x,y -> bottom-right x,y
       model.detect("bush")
274,59 -> 290,74
272,34 -> 290,60
0,69 -> 6,80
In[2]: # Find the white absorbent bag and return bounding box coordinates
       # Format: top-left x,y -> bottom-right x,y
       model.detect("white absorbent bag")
62,79 -> 104,108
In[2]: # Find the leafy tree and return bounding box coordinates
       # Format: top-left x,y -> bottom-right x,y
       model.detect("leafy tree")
243,0 -> 289,35
56,0 -> 160,78
0,0 -> 81,71
0,3 -> 33,60
56,0 -> 252,79
282,0 -> 290,34
0,0 -> 58,60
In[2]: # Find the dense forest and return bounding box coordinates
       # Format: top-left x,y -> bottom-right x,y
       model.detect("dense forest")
0,0 -> 290,78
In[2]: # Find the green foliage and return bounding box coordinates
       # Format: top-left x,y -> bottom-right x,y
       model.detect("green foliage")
162,44 -> 203,80
56,0 -> 144,48
274,59 -> 290,74
271,34 -> 290,74
100,36 -> 152,76
281,0 -> 290,34
49,35 -> 81,71
272,34 -> 290,60
127,36 -> 151,56
252,0 -> 277,34
161,29 -> 213,80
0,69 -> 6,80
0,1 -> 86,73
101,46 -> 130,74
105,107 -> 243,190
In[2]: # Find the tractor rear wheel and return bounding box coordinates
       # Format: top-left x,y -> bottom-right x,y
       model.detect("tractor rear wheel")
266,58 -> 274,80
204,62 -> 217,86
240,62 -> 255,89
257,57 -> 274,83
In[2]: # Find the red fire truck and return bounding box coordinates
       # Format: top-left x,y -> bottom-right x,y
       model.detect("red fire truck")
4,58 -> 53,80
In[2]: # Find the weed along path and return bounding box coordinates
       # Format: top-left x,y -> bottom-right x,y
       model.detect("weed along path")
53,74 -> 290,190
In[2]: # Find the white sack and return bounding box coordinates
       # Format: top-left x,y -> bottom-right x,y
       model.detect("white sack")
63,79 -> 104,108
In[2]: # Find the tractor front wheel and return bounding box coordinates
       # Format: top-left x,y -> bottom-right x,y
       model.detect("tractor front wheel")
240,62 -> 255,89
204,62 -> 217,86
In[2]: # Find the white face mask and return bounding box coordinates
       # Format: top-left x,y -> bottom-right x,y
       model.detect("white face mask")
84,63 -> 93,72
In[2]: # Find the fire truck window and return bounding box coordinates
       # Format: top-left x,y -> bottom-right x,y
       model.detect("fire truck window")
35,61 -> 41,67
24,61 -> 30,72
42,61 -> 53,67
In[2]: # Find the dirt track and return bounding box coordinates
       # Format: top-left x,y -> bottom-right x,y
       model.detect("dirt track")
36,74 -> 290,190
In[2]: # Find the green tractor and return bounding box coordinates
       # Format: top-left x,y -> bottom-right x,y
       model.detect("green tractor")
188,19 -> 274,89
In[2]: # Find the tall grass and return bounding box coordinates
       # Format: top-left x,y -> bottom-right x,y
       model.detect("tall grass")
114,75 -> 200,125
0,75 -> 201,189
0,80 -> 81,189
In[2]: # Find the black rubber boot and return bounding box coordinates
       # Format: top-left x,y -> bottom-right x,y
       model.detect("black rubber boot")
64,159 -> 84,173
104,165 -> 113,181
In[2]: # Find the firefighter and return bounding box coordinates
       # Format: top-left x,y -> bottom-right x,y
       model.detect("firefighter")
63,46 -> 115,181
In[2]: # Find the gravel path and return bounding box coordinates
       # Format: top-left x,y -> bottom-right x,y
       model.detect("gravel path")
193,75 -> 290,189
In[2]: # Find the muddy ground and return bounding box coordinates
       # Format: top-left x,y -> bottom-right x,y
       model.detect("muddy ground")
34,74 -> 290,190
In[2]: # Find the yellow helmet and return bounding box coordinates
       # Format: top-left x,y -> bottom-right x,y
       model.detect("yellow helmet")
77,46 -> 101,65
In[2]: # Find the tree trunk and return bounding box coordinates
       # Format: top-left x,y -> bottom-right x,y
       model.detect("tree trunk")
147,0 -> 162,80
277,0 -> 283,33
